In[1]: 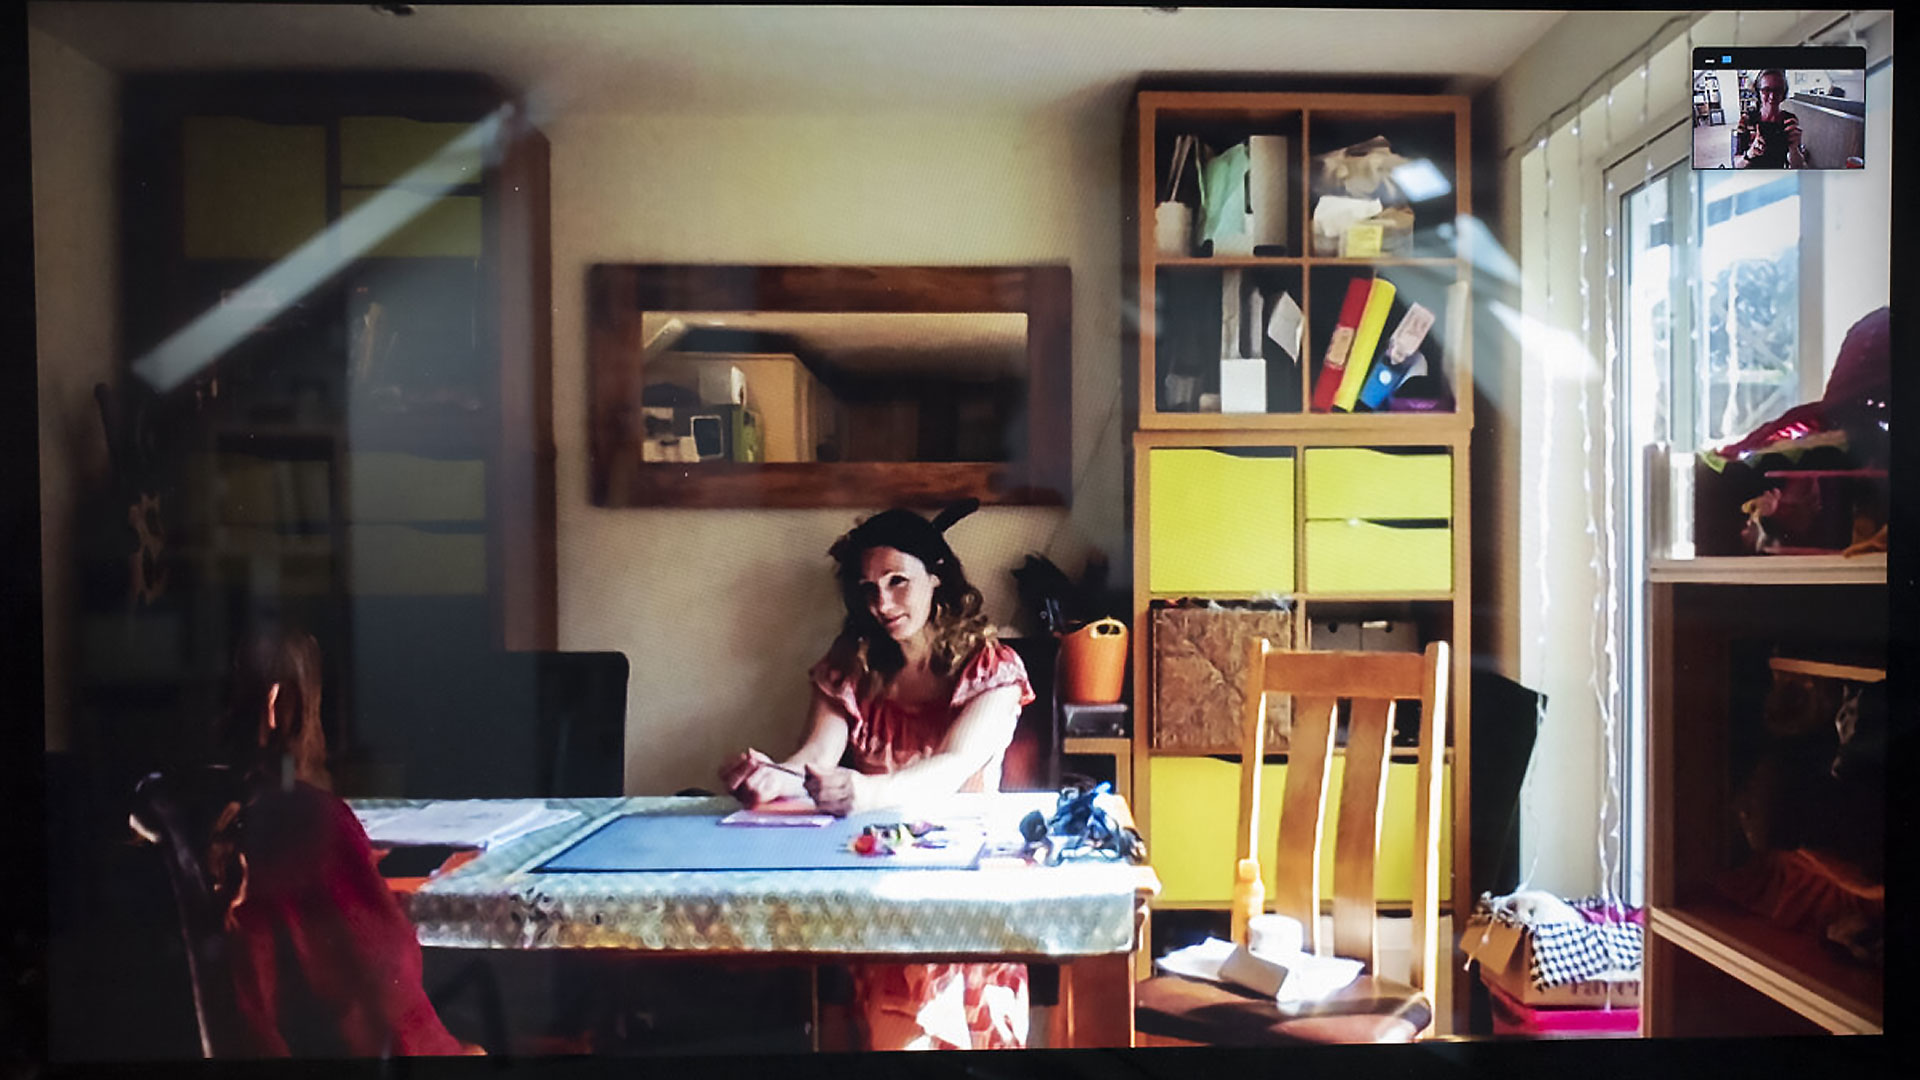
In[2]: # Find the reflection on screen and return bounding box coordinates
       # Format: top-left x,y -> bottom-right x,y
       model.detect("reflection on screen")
1692,47 -> 1868,171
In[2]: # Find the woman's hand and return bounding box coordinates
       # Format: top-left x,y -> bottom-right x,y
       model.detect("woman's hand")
719,749 -> 800,807
802,764 -> 867,817
1783,115 -> 1804,164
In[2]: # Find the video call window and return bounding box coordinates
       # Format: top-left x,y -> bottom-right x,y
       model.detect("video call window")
1692,46 -> 1867,170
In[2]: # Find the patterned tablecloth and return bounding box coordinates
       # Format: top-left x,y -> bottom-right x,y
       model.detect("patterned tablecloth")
354,793 -> 1152,958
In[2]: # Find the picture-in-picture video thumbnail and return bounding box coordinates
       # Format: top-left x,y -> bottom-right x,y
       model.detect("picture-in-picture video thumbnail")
1692,46 -> 1867,170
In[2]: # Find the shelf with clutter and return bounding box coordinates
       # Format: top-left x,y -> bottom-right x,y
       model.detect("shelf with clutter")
1132,92 -> 1473,431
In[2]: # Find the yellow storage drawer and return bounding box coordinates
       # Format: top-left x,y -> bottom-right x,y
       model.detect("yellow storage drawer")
183,116 -> 327,261
1148,449 -> 1295,594
1147,755 -> 1452,906
339,190 -> 482,258
340,116 -> 484,187
1304,520 -> 1451,594
349,524 -> 487,596
1303,448 -> 1452,521
349,453 -> 487,523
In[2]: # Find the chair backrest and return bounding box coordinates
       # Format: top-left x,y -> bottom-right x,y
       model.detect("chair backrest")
129,767 -> 253,1058
531,651 -> 631,797
1232,640 -> 1450,1003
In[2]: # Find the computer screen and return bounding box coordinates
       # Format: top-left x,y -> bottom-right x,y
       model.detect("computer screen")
1692,46 -> 1867,169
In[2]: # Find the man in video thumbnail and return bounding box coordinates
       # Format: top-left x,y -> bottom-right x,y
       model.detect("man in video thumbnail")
1735,69 -> 1808,169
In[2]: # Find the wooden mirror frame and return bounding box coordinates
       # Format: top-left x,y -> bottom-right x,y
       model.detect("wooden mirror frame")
587,264 -> 1071,509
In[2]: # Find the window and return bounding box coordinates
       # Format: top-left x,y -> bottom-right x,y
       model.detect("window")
1612,56 -> 1890,906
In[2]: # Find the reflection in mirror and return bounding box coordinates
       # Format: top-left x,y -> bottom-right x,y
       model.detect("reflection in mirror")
637,311 -> 1029,464
589,265 -> 1070,509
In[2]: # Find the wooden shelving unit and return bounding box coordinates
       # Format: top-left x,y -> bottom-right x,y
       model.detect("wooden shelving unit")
1643,558 -> 1886,1036
111,73 -> 556,792
1122,89 -> 1475,1031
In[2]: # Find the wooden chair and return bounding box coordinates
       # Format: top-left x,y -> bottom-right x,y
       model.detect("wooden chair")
1136,640 -> 1450,1045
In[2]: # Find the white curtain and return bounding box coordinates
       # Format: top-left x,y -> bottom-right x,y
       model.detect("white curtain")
1510,9 -> 1886,902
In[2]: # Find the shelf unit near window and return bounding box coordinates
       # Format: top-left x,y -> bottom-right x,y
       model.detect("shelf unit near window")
1123,90 -> 1474,1030
1644,557 -> 1885,1036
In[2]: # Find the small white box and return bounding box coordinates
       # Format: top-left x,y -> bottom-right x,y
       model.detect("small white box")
698,364 -> 746,406
1220,358 -> 1266,413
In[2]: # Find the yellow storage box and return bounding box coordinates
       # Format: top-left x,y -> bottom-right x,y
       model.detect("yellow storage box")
1148,754 -> 1453,906
1148,448 -> 1295,595
1303,448 -> 1452,521
1304,520 -> 1451,594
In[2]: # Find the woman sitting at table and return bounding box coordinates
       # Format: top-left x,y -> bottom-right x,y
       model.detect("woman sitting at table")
196,626 -> 469,1057
717,500 -> 1035,1051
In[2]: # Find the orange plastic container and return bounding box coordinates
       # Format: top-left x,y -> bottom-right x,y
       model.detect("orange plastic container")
1058,618 -> 1129,704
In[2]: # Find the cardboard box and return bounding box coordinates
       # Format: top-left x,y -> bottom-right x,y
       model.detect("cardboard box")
1151,604 -> 1293,751
1486,980 -> 1638,1037
1462,915 -> 1641,1009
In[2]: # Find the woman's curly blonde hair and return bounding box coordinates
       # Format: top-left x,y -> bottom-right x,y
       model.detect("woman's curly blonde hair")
825,502 -> 995,706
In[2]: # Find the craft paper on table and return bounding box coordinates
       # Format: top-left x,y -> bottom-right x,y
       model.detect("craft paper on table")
720,798 -> 836,828
1266,291 -> 1304,363
352,806 -> 411,836
363,800 -> 581,849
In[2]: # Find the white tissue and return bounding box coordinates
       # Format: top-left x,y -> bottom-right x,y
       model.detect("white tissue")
1156,936 -> 1363,1005
1247,913 -> 1305,955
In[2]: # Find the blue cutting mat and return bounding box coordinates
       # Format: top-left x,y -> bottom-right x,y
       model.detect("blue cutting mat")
532,812 -> 986,872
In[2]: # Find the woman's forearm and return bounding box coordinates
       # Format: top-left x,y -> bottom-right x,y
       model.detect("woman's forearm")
853,749 -> 991,811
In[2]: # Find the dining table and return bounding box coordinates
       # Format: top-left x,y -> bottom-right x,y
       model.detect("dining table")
353,790 -> 1160,1050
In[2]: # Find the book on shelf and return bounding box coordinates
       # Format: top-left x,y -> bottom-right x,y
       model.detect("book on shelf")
1356,301 -> 1435,410
1311,277 -> 1373,412
1332,277 -> 1397,412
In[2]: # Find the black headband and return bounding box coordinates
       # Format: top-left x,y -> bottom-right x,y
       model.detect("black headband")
833,498 -> 980,574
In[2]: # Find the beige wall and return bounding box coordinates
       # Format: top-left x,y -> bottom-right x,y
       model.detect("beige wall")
544,107 -> 1130,794
31,26 -> 119,754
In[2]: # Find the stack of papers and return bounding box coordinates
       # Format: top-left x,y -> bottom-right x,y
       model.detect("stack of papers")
356,801 -> 581,849
1156,937 -> 1364,1005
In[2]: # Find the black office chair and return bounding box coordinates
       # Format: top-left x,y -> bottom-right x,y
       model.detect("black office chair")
127,767 -> 256,1058
530,651 -> 630,798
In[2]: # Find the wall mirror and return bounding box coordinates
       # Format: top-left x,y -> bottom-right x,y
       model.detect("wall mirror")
588,264 -> 1071,509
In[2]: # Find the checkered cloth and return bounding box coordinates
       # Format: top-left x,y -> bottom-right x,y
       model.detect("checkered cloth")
1472,893 -> 1644,989
1525,917 -> 1643,989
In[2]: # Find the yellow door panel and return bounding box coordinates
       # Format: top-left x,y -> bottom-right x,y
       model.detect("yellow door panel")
1148,449 -> 1295,594
1304,520 -> 1452,594
1147,755 -> 1452,906
1303,448 -> 1452,521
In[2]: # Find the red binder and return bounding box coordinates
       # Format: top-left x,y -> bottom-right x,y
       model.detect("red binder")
1312,277 -> 1373,412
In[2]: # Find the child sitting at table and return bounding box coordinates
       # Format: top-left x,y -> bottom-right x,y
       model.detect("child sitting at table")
718,500 -> 1035,1050
195,625 -> 470,1057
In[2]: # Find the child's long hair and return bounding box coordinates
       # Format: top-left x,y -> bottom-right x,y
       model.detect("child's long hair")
825,502 -> 993,705
217,625 -> 331,790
